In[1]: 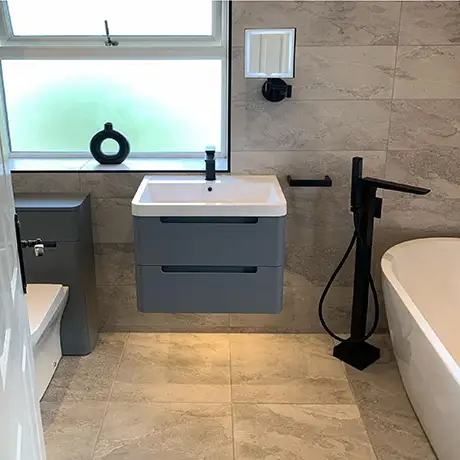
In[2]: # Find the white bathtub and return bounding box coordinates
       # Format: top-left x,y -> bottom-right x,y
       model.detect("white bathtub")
381,238 -> 460,460
27,284 -> 69,400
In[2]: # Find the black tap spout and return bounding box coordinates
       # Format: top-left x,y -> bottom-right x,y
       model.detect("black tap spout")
360,177 -> 430,195
205,148 -> 216,181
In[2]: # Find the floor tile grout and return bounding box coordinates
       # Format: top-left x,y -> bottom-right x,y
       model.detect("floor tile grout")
228,333 -> 237,460
89,332 -> 130,460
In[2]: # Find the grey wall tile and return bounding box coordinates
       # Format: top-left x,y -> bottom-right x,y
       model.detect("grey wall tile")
399,2 -> 460,46
381,194 -> 460,234
91,198 -> 134,243
394,46 -> 460,99
389,100 -> 460,150
233,1 -> 400,46
80,172 -> 145,198
232,150 -> 386,185
295,46 -> 396,100
230,285 -> 354,333
380,143 -> 460,258
386,148 -> 460,199
379,148 -> 460,241
232,101 -> 391,151
12,172 -> 80,194
98,286 -> 230,332
233,46 -> 396,102
285,228 -> 356,287
285,220 -> 384,292
94,243 -> 136,286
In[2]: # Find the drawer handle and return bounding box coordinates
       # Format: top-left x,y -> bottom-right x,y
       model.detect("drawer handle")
161,266 -> 258,274
160,217 -> 259,224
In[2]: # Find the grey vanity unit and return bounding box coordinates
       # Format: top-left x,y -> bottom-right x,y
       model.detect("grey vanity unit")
132,175 -> 288,314
15,194 -> 99,355
134,217 -> 285,313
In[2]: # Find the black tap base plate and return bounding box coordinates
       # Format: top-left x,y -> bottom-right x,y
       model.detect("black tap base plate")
333,340 -> 380,371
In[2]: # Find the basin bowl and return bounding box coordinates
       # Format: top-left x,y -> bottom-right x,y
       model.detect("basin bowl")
132,175 -> 287,217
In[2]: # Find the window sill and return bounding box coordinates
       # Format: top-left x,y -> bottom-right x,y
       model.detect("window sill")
9,157 -> 229,173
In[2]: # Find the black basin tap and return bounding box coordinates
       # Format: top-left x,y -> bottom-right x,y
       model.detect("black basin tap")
205,148 -> 216,181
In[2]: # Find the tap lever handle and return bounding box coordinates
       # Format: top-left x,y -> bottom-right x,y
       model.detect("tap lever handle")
361,177 -> 430,195
205,147 -> 216,161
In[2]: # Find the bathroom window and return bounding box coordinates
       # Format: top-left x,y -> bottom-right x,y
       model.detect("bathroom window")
0,0 -> 229,161
6,1 -> 214,36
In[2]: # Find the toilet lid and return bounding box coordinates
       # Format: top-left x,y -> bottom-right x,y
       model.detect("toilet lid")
26,284 -> 69,346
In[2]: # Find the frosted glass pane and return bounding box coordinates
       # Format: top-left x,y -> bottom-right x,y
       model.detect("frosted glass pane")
2,60 -> 222,154
8,0 -> 213,36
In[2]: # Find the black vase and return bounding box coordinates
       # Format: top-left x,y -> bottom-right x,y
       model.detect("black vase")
90,122 -> 130,165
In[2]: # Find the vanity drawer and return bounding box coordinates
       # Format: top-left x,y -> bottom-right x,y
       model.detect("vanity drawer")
134,216 -> 285,266
136,265 -> 284,314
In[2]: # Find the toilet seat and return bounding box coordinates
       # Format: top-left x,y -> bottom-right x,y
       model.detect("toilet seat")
27,284 -> 68,347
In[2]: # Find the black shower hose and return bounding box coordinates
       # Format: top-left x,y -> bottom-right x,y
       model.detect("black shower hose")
318,212 -> 380,343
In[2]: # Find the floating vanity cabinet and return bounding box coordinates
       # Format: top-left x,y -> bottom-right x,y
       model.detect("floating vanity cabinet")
132,175 -> 287,314
15,194 -> 99,355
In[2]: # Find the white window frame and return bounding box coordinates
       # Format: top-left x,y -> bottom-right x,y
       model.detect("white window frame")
0,0 -> 230,160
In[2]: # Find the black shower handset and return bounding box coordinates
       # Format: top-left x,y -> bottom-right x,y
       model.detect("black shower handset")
320,157 -> 430,371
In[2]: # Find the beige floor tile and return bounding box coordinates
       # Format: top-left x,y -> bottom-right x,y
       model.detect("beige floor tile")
234,403 -> 376,460
41,400 -> 106,460
42,333 -> 128,404
93,402 -> 233,460
230,334 -> 354,404
111,333 -> 231,403
347,363 -> 437,460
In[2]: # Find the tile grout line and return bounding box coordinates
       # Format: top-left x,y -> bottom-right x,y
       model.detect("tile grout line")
386,0 -> 404,157
325,335 -> 359,406
348,391 -> 381,460
228,333 -> 237,460
342,352 -> 391,460
89,333 -> 130,460
342,364 -> 379,460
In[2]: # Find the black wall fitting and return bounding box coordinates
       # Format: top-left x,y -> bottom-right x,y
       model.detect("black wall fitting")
326,157 -> 430,370
287,175 -> 332,188
262,78 -> 292,103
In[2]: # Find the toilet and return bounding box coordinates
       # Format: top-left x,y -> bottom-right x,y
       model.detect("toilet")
26,284 -> 69,400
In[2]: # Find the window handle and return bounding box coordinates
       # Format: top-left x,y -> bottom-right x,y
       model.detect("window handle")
104,20 -> 119,47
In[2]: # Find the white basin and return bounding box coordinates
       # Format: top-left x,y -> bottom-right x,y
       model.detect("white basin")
132,175 -> 287,217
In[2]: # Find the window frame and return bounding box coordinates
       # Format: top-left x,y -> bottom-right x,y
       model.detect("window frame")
0,0 -> 230,161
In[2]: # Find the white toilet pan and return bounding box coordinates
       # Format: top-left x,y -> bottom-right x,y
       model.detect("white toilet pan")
26,284 -> 69,400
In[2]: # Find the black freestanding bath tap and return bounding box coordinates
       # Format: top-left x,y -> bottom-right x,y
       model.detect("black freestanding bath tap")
205,148 -> 216,181
320,157 -> 431,371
